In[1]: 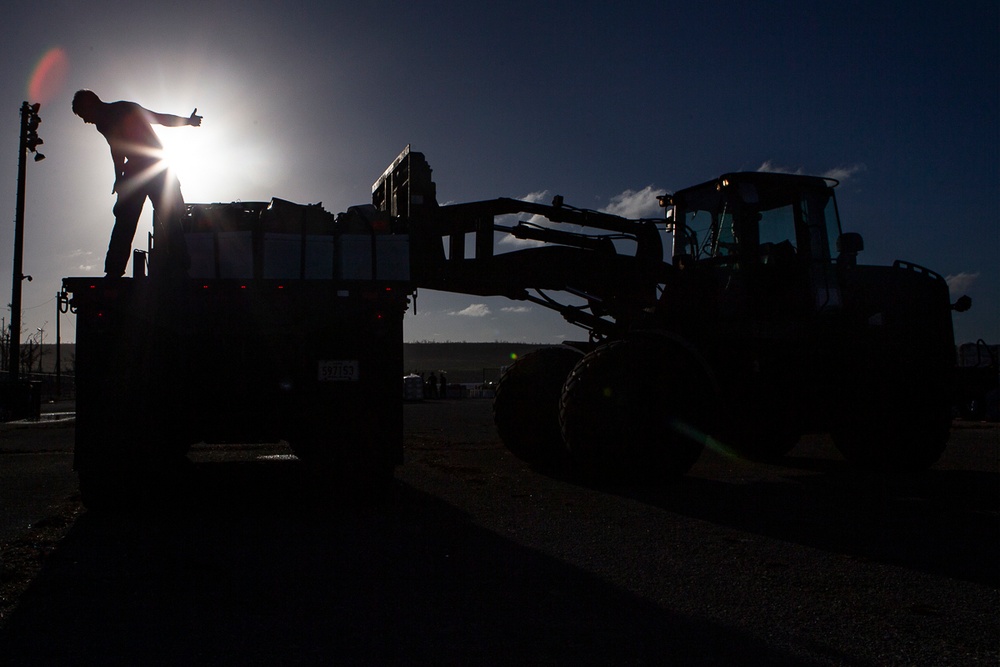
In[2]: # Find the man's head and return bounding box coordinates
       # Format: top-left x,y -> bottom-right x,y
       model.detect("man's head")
72,89 -> 102,123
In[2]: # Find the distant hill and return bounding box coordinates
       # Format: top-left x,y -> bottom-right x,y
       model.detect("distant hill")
16,342 -> 554,385
404,342 -> 553,384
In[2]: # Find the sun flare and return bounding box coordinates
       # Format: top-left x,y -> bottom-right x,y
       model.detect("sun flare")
154,115 -> 274,204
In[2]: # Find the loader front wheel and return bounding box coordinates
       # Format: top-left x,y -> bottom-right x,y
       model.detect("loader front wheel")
560,339 -> 714,483
493,346 -> 583,472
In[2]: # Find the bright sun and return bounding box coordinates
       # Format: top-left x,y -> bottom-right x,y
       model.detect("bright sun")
155,125 -> 224,202
155,119 -> 275,204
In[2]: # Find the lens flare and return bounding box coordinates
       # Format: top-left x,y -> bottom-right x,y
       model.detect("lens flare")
28,47 -> 69,104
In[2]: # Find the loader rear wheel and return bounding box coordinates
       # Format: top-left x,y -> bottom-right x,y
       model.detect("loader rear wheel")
833,383 -> 950,471
724,411 -> 800,462
493,346 -> 583,472
560,339 -> 714,483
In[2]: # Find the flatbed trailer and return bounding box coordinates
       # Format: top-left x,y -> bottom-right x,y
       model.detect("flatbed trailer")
64,199 -> 410,508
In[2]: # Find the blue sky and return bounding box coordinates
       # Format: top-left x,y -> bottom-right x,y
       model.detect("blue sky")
0,1 -> 996,346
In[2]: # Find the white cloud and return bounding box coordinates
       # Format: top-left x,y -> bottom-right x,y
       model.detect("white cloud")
520,190 -> 550,205
601,185 -> 664,219
452,303 -> 491,317
497,190 -> 551,248
499,233 -> 545,248
499,185 -> 666,251
823,164 -> 866,181
757,160 -> 801,174
501,305 -> 531,313
758,160 -> 866,182
946,271 -> 979,295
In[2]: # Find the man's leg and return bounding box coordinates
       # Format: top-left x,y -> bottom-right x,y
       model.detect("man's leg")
106,191 -> 144,277
150,173 -> 191,274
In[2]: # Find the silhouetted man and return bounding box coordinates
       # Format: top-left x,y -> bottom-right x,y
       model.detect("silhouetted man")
72,89 -> 201,277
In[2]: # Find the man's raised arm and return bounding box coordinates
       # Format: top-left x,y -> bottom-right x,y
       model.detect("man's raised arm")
145,107 -> 202,127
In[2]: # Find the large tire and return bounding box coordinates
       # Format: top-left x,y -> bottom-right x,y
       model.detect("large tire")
832,382 -> 950,471
560,339 -> 715,483
76,395 -> 191,511
723,405 -> 800,463
493,346 -> 582,472
74,321 -> 174,511
289,420 -> 397,502
77,452 -> 190,511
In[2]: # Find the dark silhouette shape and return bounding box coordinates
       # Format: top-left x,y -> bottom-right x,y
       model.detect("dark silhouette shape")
72,89 -> 201,277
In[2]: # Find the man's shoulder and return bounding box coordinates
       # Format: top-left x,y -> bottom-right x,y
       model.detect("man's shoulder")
107,100 -> 143,114
95,101 -> 145,132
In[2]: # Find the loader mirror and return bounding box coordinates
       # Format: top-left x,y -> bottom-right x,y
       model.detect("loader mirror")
952,295 -> 972,313
837,232 -> 864,255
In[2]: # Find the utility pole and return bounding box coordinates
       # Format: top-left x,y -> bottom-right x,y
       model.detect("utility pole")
9,101 -> 44,382
36,324 -> 45,373
56,290 -> 67,397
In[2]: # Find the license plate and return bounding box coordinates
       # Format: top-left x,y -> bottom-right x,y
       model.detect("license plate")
318,360 -> 359,382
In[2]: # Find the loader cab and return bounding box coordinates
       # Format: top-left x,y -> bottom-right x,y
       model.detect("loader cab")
669,172 -> 842,267
667,172 -> 847,315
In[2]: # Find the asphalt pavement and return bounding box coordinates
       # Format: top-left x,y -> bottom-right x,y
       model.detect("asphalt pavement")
0,407 -> 76,544
0,400 -> 996,665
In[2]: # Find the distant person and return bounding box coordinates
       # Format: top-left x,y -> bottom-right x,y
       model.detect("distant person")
439,371 -> 447,398
428,372 -> 439,399
72,89 -> 201,278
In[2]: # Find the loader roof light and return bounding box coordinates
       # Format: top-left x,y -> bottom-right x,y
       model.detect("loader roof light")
656,194 -> 674,207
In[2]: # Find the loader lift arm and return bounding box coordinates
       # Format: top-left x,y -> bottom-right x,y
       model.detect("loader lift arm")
374,146 -> 670,339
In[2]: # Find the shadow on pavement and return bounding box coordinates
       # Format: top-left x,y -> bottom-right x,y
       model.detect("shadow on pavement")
0,457 -> 815,666
616,450 -> 999,588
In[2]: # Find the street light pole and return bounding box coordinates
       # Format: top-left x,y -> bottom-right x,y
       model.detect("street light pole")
9,101 -> 43,382
10,104 -> 28,381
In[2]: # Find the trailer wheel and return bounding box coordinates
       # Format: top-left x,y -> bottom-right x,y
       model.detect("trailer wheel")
493,346 -> 582,472
78,462 -> 133,511
290,431 -> 396,502
560,339 -> 713,483
78,454 -> 189,511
